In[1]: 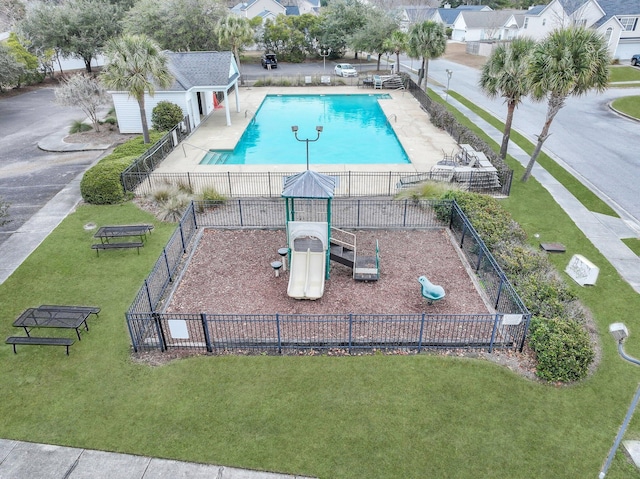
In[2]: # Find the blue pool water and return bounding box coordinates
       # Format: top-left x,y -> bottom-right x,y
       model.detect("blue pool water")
199,94 -> 410,165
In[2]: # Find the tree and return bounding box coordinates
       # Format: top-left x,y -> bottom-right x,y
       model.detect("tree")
479,37 -> 535,161
383,30 -> 407,74
522,27 -> 610,182
260,15 -> 309,62
0,43 -> 24,91
407,20 -> 447,90
318,0 -> 369,59
55,74 -> 109,132
66,0 -> 122,73
216,16 -> 254,85
18,2 -> 70,75
349,9 -> 399,71
123,0 -> 227,52
5,32 -> 41,86
102,34 -> 174,144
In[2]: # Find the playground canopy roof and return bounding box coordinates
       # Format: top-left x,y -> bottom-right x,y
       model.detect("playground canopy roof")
281,170 -> 336,199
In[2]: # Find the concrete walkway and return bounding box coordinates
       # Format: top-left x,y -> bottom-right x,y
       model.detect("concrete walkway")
0,439 -> 313,479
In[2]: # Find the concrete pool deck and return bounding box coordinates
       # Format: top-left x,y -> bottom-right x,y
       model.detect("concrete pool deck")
156,86 -> 458,175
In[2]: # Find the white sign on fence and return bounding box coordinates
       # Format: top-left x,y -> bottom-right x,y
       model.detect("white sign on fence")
565,254 -> 599,286
168,319 -> 190,339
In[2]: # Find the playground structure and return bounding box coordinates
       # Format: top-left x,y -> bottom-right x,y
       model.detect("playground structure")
419,275 -> 446,305
282,170 -> 380,300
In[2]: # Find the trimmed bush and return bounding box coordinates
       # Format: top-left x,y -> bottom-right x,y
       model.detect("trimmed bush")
80,156 -> 137,204
69,120 -> 93,134
529,317 -> 594,382
109,131 -> 165,160
151,101 -> 185,132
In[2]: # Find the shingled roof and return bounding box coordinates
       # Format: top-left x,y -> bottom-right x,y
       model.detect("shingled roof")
282,170 -> 336,199
163,51 -> 238,92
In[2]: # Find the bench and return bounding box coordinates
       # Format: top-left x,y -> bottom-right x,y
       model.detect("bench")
38,305 -> 101,318
91,242 -> 143,256
6,336 -> 75,355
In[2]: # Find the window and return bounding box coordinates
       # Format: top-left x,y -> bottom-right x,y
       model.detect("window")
542,18 -> 546,26
524,17 -> 529,29
605,27 -> 612,45
619,17 -> 638,31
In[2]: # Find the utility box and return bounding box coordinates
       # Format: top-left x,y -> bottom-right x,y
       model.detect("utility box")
609,323 -> 629,342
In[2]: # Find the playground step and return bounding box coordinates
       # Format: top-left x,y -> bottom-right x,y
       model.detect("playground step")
330,243 -> 354,267
354,255 -> 379,281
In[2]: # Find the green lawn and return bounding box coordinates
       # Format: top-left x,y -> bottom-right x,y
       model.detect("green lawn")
609,66 -> 640,83
2,113 -> 640,477
611,95 -> 640,119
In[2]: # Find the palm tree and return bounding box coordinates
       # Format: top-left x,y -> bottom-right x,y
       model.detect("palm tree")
101,34 -> 173,144
216,16 -> 254,86
383,30 -> 407,74
479,37 -> 536,161
407,20 -> 447,91
522,27 -> 610,182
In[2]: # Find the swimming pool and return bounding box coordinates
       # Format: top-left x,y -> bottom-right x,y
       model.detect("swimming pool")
199,94 -> 411,165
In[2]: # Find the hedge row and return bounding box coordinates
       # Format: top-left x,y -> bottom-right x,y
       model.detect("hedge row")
442,190 -> 594,382
80,131 -> 164,205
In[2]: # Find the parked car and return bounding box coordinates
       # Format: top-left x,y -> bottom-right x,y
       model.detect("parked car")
261,53 -> 277,69
632,54 -> 640,67
334,63 -> 358,77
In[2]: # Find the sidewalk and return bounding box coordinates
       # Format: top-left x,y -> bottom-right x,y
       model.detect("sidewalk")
0,439 -> 314,479
437,88 -> 640,294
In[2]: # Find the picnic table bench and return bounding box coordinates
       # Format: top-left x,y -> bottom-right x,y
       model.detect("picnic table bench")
12,307 -> 91,341
92,224 -> 153,255
38,305 -> 100,317
6,336 -> 74,355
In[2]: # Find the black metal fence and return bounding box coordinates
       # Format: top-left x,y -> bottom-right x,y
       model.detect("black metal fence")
126,198 -> 530,355
120,116 -> 191,193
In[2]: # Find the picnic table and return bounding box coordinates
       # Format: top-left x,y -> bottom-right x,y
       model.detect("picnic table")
12,307 -> 91,341
94,224 -> 154,243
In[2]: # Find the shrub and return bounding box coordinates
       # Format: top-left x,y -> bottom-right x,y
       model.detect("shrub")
395,180 -> 460,202
80,156 -> 137,204
201,187 -> 226,204
69,120 -> 93,134
109,132 -> 164,159
156,193 -> 191,222
529,317 -> 594,382
151,101 -> 184,132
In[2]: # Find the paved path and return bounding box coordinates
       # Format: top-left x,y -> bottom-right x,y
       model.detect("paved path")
0,439 -> 313,479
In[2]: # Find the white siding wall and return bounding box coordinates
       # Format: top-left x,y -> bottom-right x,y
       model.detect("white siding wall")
111,92 -> 188,134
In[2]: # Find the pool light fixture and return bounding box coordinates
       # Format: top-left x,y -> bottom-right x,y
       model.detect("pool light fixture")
291,125 -> 323,170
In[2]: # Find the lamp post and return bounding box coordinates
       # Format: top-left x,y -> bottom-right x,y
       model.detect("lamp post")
291,125 -> 323,170
319,47 -> 331,71
599,323 -> 640,479
445,69 -> 453,102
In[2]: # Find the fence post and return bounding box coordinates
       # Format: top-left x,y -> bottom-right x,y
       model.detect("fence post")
227,171 -> 232,196
348,171 -> 351,197
268,171 -> 272,197
495,276 -> 504,309
348,314 -> 353,354
518,314 -> 531,352
179,222 -> 187,253
153,312 -> 166,351
475,248 -> 484,272
357,199 -> 361,227
238,199 -> 244,227
276,313 -> 282,354
125,314 -> 139,353
418,313 -> 425,353
388,171 -> 392,196
191,201 -> 198,229
403,199 -> 408,227
163,249 -> 172,282
488,314 -> 500,353
201,313 -> 213,352
144,279 -> 154,312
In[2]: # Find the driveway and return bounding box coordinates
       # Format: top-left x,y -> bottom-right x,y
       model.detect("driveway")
0,88 -> 104,249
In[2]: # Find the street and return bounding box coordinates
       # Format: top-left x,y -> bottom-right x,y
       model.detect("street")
423,57 -> 640,228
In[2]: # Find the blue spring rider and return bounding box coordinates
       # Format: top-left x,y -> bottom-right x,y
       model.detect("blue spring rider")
418,276 -> 445,305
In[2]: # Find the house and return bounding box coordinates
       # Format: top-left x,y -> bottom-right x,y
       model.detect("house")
451,10 -> 524,42
109,51 -> 241,134
519,0 -> 639,60
396,6 -> 442,32
230,0 -> 286,21
595,0 -> 640,60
